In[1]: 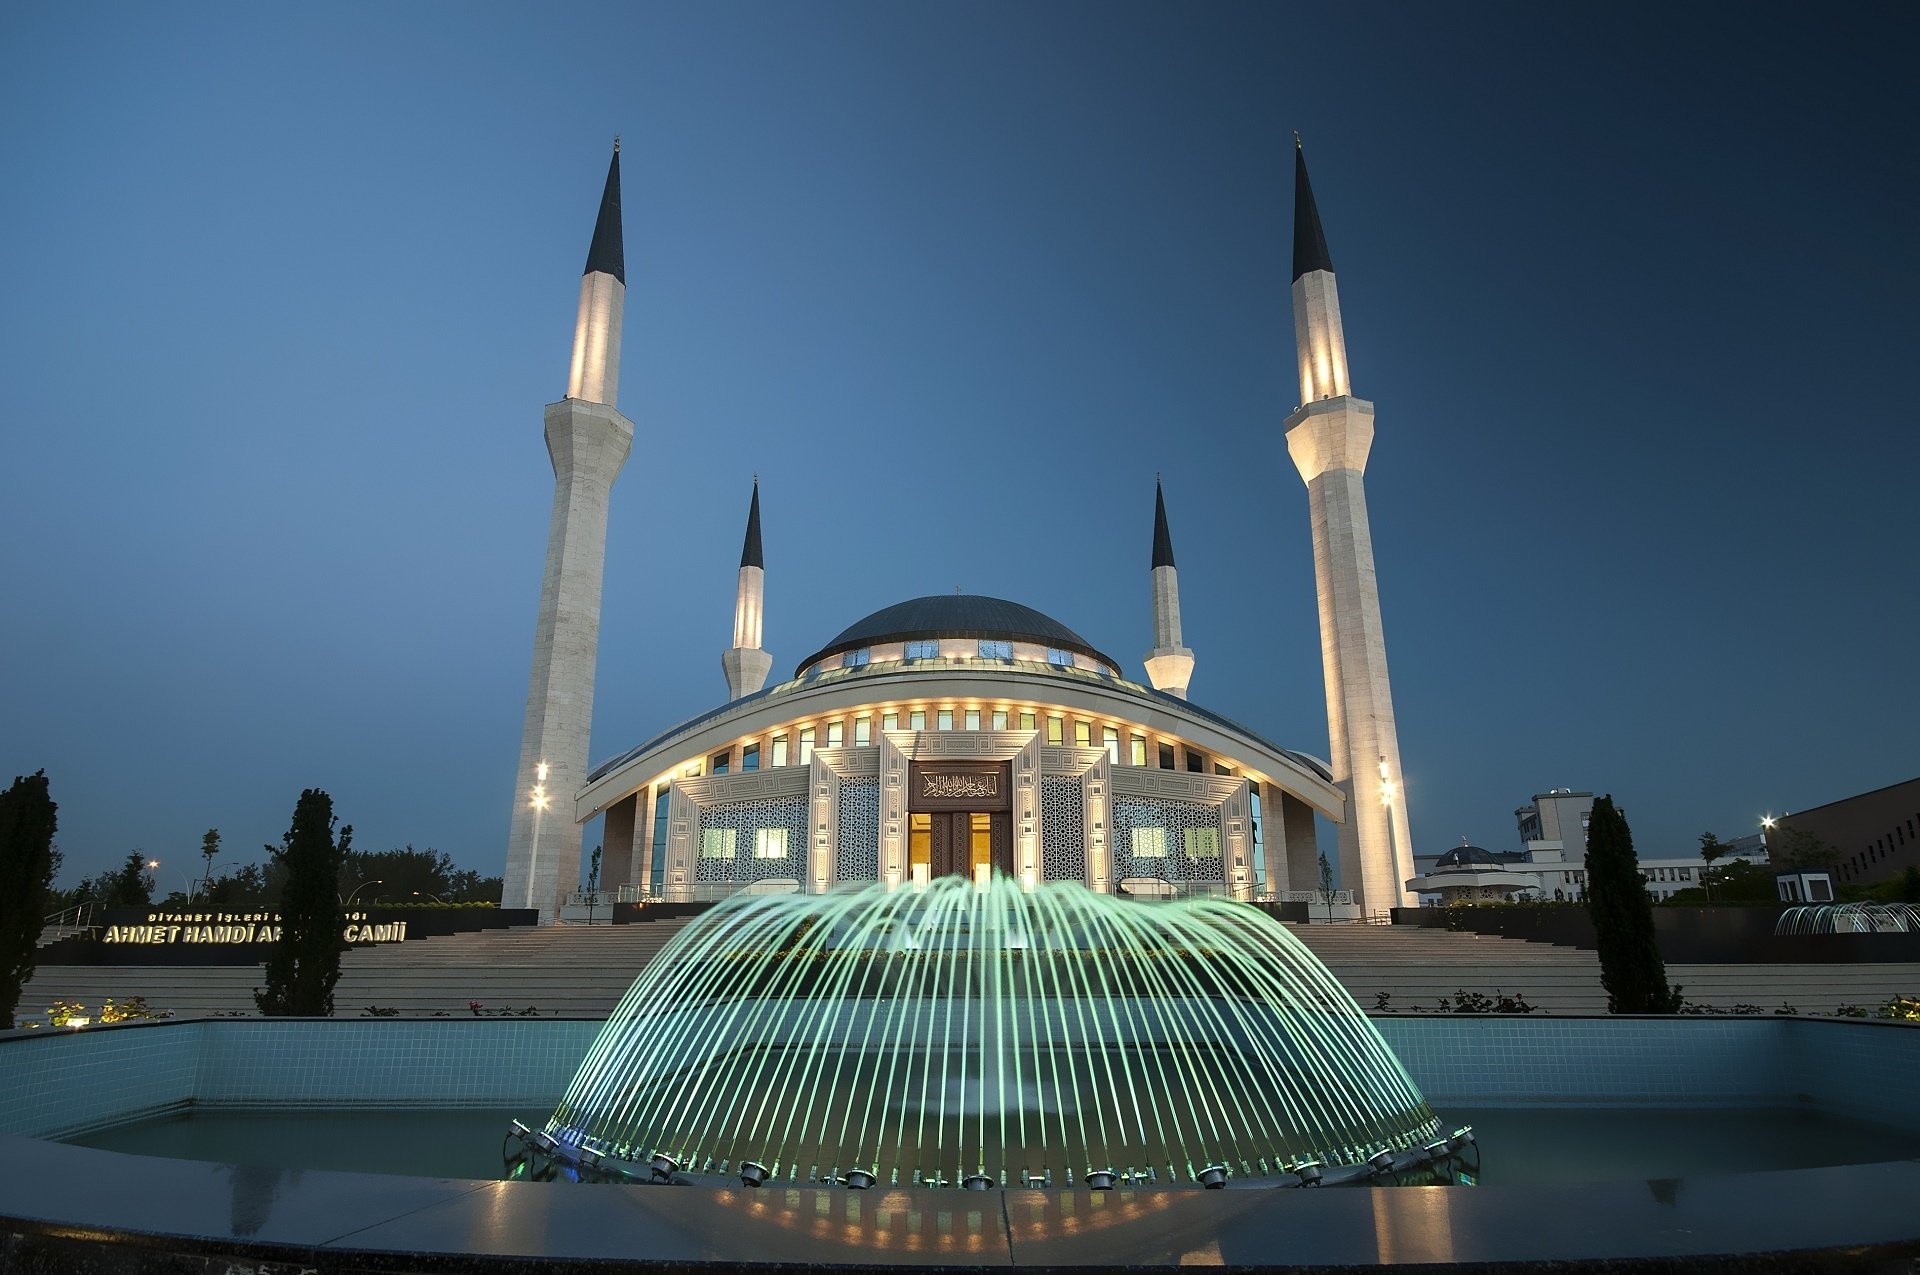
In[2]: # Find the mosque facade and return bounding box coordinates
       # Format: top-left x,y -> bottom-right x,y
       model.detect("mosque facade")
504,140 -> 1416,921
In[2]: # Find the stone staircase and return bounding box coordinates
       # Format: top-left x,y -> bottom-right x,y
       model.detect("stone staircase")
15,918 -> 695,1021
16,918 -> 1920,1022
1284,922 -> 1610,1014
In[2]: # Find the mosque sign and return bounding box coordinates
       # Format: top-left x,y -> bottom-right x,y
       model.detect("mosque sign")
101,910 -> 407,947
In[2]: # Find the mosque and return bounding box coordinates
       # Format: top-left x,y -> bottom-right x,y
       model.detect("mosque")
503,140 -> 1416,922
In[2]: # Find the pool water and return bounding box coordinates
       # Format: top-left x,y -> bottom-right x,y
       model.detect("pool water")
67,1104 -> 1920,1186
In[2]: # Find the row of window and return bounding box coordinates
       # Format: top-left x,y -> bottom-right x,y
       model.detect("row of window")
699,827 -> 790,860
692,824 -> 1218,863
841,641 -> 1078,669
1842,814 -> 1919,880
693,711 -> 1232,778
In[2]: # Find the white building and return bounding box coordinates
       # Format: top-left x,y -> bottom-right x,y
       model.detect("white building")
506,140 -> 1420,919
1405,790 -> 1769,904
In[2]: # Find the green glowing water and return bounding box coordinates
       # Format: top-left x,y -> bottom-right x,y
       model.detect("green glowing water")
545,874 -> 1439,1186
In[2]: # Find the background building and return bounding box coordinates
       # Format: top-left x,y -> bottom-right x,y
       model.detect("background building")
1405,788 -> 1769,904
1773,777 -> 1920,889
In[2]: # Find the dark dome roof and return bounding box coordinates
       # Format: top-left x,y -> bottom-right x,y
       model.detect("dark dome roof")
797,595 -> 1118,677
1435,845 -> 1519,869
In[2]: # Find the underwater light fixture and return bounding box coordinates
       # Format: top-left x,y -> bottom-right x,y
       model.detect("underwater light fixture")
523,873 -> 1450,1190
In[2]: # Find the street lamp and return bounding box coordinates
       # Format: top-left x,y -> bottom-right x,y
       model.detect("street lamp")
411,890 -> 445,903
343,879 -> 384,906
147,858 -> 195,903
527,760 -> 551,911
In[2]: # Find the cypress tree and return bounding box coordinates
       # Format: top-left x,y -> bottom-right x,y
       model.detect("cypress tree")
0,771 -> 60,1029
255,789 -> 350,1017
1584,794 -> 1680,1013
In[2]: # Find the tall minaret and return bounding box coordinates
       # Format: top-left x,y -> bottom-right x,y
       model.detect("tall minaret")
1282,137 -> 1415,912
721,478 -> 773,699
1142,478 -> 1195,698
505,141 -> 635,923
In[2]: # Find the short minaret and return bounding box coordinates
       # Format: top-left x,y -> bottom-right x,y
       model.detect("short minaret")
505,141 -> 635,923
1142,479 -> 1196,698
1282,137 -> 1416,912
721,479 -> 773,699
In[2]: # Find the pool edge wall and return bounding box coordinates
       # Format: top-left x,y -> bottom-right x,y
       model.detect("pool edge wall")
3,1017 -> 1920,1270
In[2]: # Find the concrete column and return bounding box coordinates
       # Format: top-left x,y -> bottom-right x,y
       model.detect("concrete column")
601,793 -> 638,893
504,398 -> 633,921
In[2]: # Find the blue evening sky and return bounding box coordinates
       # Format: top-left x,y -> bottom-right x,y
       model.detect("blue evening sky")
3,3 -> 1915,887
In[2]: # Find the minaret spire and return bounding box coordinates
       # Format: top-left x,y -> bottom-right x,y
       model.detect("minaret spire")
506,144 -> 638,921
1142,478 -> 1196,699
1282,136 -> 1415,912
723,478 -> 773,699
566,140 -> 626,405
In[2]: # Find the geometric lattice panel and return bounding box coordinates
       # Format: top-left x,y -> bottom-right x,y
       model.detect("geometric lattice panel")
1039,775 -> 1087,882
836,777 -> 880,881
1111,796 -> 1225,884
695,795 -> 808,885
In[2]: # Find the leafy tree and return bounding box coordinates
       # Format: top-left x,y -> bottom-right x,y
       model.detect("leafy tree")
337,844 -> 499,904
1584,795 -> 1680,1013
1774,826 -> 1839,872
255,790 -> 350,1017
204,863 -> 271,911
199,828 -> 221,897
97,850 -> 155,907
0,771 -> 60,1029
1698,831 -> 1731,902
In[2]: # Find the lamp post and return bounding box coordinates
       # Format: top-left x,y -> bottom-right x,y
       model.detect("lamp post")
411,890 -> 445,904
146,859 -> 195,904
343,879 -> 384,906
527,761 -> 551,912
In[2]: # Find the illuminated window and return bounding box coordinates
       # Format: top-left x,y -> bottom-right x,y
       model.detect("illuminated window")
1074,721 -> 1092,748
1047,716 -> 1064,745
1184,827 -> 1221,859
843,648 -> 870,669
799,727 -> 815,764
910,709 -> 926,731
710,750 -> 730,775
909,813 -> 932,870
700,828 -> 737,860
1133,827 -> 1168,858
1046,649 -> 1074,667
882,711 -> 899,731
754,828 -> 789,859
855,717 -> 872,746
1130,735 -> 1147,767
964,709 -> 981,731
827,721 -> 844,747
991,710 -> 1008,730
906,640 -> 940,661
1103,726 -> 1119,763
771,734 -> 789,767
978,639 -> 1012,661
742,743 -> 760,772
649,788 -> 670,894
937,709 -> 954,731
1019,711 -> 1036,731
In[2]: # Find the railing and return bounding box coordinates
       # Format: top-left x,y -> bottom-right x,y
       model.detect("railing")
40,902 -> 94,931
1276,890 -> 1355,906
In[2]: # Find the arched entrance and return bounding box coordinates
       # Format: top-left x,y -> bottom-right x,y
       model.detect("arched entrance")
907,761 -> 1012,878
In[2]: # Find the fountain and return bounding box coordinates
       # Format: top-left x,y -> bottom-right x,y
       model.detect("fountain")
1776,901 -> 1920,935
507,873 -> 1473,1188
